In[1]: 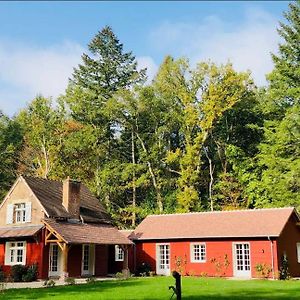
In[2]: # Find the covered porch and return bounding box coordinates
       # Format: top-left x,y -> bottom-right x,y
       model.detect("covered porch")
43,219 -> 133,279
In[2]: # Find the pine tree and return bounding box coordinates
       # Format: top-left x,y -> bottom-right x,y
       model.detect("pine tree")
266,1 -> 300,118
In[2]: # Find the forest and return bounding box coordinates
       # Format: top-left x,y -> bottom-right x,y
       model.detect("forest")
0,2 -> 299,228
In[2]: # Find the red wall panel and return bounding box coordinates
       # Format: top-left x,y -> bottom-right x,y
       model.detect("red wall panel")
135,239 -> 277,278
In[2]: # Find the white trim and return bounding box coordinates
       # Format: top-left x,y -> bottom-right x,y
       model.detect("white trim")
5,241 -> 26,266
190,242 -> 206,263
156,243 -> 170,276
115,245 -> 124,262
232,242 -> 251,278
49,243 -> 62,277
81,244 -> 95,276
297,243 -> 300,263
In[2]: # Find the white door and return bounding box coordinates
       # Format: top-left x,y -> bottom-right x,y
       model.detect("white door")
156,244 -> 170,275
82,244 -> 95,276
233,243 -> 251,278
49,244 -> 61,277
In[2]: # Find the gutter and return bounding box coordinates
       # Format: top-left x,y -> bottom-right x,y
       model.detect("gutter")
268,236 -> 275,279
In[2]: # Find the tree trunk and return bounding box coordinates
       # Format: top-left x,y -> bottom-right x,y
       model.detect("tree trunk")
131,130 -> 136,227
136,132 -> 163,213
204,146 -> 214,211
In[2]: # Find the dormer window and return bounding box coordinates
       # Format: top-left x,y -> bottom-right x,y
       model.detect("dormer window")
6,202 -> 31,224
14,203 -> 26,223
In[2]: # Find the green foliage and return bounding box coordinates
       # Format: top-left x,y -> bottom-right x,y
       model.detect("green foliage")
43,279 -> 56,287
22,264 -> 38,282
64,277 -> 76,285
10,265 -> 27,282
279,254 -> 290,280
255,263 -> 272,279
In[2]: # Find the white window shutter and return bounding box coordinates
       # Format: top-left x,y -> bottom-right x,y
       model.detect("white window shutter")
25,202 -> 32,223
4,242 -> 10,265
297,243 -> 300,263
6,204 -> 14,224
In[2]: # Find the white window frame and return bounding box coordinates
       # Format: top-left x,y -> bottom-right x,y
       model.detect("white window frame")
190,243 -> 206,263
14,203 -> 26,223
5,241 -> 26,266
297,243 -> 300,263
115,245 -> 124,262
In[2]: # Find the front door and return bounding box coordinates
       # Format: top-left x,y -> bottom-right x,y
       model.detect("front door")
49,244 -> 61,277
233,243 -> 251,278
156,244 -> 170,275
82,244 -> 95,276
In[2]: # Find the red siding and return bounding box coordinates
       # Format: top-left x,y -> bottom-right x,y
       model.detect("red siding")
135,239 -> 277,278
0,231 -> 45,279
108,245 -> 135,274
277,214 -> 300,277
94,245 -> 108,276
68,244 -> 83,277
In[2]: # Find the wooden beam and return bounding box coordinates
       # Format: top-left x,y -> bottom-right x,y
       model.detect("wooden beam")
61,243 -> 69,279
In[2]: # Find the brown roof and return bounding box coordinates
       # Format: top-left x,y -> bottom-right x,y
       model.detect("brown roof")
133,208 -> 297,240
0,225 -> 43,239
23,176 -> 111,223
44,218 -> 132,245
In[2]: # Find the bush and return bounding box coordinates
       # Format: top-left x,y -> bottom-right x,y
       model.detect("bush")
65,277 -> 76,285
11,265 -> 27,282
10,264 -> 38,282
43,279 -> 56,287
22,264 -> 38,282
280,254 -> 290,280
0,266 -> 4,282
255,263 -> 272,279
86,276 -> 96,284
135,262 -> 151,277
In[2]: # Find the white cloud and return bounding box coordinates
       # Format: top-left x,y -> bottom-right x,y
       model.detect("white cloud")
0,40 -> 84,116
137,56 -> 159,84
149,7 -> 280,86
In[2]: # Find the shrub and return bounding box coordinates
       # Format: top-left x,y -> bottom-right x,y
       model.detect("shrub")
86,276 -> 96,284
0,266 -> 4,282
280,254 -> 290,280
255,263 -> 272,279
11,265 -> 27,282
65,277 -> 76,285
22,264 -> 38,282
135,262 -> 151,277
43,279 -> 56,287
115,272 -> 125,280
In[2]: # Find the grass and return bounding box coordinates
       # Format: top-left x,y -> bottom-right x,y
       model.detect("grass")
1,276 -> 300,300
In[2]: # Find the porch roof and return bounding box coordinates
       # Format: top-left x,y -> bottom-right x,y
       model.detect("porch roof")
43,219 -> 133,245
0,225 -> 43,239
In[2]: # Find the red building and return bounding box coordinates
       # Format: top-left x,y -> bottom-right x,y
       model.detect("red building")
131,208 -> 300,278
0,176 -> 132,279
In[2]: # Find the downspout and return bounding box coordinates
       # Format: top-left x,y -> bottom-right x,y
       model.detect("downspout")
268,236 -> 275,279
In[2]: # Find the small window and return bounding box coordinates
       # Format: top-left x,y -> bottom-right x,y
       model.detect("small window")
115,245 -> 124,262
14,203 -> 26,223
190,243 -> 206,263
5,241 -> 26,265
297,243 -> 300,263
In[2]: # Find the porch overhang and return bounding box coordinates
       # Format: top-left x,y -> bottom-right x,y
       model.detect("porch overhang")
0,225 -> 43,239
43,218 -> 133,246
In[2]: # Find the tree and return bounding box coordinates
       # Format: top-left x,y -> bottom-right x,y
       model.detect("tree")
62,26 -> 145,203
0,112 -> 23,199
159,58 -> 255,212
17,96 -> 65,179
265,1 -> 300,118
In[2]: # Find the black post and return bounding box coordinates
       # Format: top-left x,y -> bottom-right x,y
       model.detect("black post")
169,271 -> 181,300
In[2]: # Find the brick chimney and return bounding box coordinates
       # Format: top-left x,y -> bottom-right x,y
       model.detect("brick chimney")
63,177 -> 81,219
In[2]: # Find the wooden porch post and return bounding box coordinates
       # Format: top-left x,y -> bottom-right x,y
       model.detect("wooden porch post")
61,243 -> 69,280
122,245 -> 130,278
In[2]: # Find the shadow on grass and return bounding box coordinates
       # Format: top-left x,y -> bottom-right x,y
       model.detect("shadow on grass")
0,279 -> 144,300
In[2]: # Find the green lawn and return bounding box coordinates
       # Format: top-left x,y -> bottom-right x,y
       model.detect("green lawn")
1,277 -> 300,300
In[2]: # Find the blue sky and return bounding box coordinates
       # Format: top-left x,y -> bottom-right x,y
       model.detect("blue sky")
0,1 -> 289,116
